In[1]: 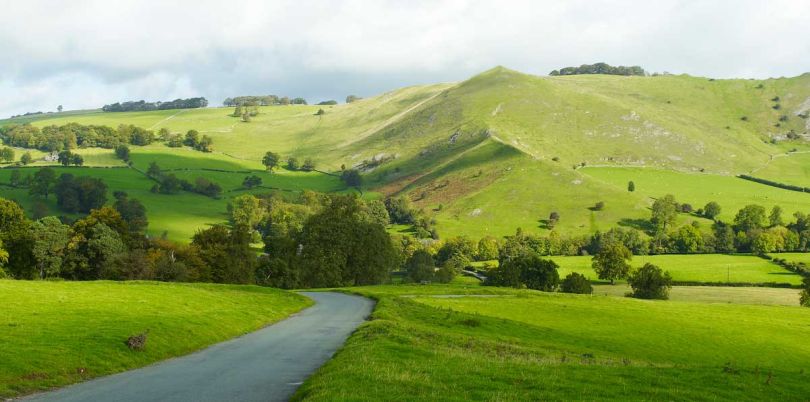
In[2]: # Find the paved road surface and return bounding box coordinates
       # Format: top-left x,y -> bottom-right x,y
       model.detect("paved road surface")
24,292 -> 373,402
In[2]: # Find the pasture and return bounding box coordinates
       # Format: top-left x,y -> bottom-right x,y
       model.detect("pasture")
582,167 -> 810,223
295,282 -> 810,401
550,254 -> 802,286
0,280 -> 310,398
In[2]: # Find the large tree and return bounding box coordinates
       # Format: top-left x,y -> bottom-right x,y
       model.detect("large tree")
650,194 -> 678,232
406,249 -> 436,283
228,194 -> 266,231
31,217 -> 70,279
628,263 -> 672,300
592,242 -> 632,284
29,168 -> 56,199
296,195 -> 397,287
734,204 -> 766,232
262,151 -> 281,171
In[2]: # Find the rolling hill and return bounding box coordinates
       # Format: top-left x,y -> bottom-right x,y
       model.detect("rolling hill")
2,67 -> 810,240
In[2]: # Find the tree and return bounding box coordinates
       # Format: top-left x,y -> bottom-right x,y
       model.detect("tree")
0,238 -> 8,278
801,277 -> 810,307
341,169 -> 362,187
113,191 -> 148,233
255,255 -> 299,289
561,272 -> 593,294
115,145 -> 130,161
628,263 -> 672,300
57,105 -> 63,113
673,224 -> 704,253
406,250 -> 435,283
287,157 -> 300,170
476,236 -> 500,261
0,198 -> 34,279
0,147 -> 15,163
9,170 -> 22,187
346,95 -> 361,103
31,217 -> 70,279
228,194 -> 266,230
436,236 -> 476,266
734,204 -> 766,232
651,194 -> 678,232
315,109 -> 325,116
628,181 -> 635,192
242,175 -> 262,189
58,150 -> 73,166
301,159 -> 316,171
769,205 -> 784,227
30,168 -> 56,199
262,151 -> 280,171
703,201 -> 721,220
548,211 -> 560,228
20,152 -> 32,165
518,254 -> 560,291
296,195 -> 398,287
592,242 -> 632,284
146,161 -> 162,178
192,225 -> 255,284
184,130 -> 200,147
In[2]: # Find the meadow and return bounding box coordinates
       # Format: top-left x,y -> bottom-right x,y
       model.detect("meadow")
549,254 -> 803,286
581,167 -> 810,223
294,281 -> 810,401
0,280 -> 310,398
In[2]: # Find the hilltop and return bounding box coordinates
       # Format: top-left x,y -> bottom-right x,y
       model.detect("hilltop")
2,67 -> 810,240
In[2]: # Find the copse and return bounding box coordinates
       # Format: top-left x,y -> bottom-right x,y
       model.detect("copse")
102,97 -> 207,112
486,251 -> 559,291
550,62 -> 646,76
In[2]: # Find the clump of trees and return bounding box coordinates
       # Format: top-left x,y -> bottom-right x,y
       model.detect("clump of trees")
0,147 -> 14,163
550,63 -> 646,76
0,122 -> 206,153
223,95 -> 307,106
57,150 -> 84,166
102,98 -> 208,112
146,162 -> 222,198
183,130 -> 213,152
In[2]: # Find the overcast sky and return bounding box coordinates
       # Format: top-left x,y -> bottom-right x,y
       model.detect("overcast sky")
1,0 -> 808,117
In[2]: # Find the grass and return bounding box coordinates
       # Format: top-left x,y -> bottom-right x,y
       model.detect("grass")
294,280 -> 810,401
550,254 -> 802,286
592,284 -> 801,306
582,166 -> 810,223
0,280 -> 311,398
0,157 -> 346,242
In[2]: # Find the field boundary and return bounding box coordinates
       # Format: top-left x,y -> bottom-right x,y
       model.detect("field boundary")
737,174 -> 810,193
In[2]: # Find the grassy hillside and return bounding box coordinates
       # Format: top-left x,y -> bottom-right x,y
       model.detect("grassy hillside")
0,280 -> 310,398
3,67 -> 810,239
294,283 -> 810,401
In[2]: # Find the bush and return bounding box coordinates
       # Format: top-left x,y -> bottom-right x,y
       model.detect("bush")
406,250 -> 435,283
593,201 -> 605,211
561,272 -> 593,294
801,277 -> 810,307
628,263 -> 672,300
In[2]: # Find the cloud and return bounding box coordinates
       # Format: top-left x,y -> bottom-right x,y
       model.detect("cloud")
1,0 -> 808,117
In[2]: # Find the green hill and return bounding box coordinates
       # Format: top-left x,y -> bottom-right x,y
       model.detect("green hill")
3,67 -> 810,240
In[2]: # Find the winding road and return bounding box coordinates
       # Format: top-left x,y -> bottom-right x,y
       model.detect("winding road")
24,292 -> 373,402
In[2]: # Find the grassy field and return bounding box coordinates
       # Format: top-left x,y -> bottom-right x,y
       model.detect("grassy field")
0,159 -> 346,241
582,167 -> 810,223
294,281 -> 810,401
0,280 -> 311,398
549,254 -> 802,286
592,284 -> 801,306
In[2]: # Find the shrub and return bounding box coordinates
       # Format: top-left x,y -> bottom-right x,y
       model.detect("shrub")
628,263 -> 672,300
406,250 -> 435,283
801,277 -> 810,307
561,272 -> 593,294
593,201 -> 605,211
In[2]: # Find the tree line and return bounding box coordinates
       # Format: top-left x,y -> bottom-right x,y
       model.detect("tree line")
102,98 -> 208,112
0,123 -> 212,154
550,62 -> 646,76
223,96 -> 307,107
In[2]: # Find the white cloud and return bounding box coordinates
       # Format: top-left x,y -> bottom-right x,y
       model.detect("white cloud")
1,0 -> 808,117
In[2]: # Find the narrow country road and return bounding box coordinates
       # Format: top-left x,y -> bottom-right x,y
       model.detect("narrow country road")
23,292 -> 373,402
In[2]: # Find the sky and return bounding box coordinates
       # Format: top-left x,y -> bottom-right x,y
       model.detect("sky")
1,0 -> 809,118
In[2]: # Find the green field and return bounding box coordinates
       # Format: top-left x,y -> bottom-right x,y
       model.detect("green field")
295,282 -> 810,401
549,254 -> 802,286
582,167 -> 810,223
0,280 -> 310,398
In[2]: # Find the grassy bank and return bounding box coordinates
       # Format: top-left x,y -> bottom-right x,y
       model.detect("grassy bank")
0,280 -> 311,398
